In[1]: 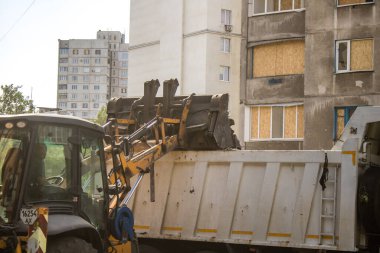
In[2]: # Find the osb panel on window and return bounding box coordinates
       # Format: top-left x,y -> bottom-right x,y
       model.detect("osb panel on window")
259,107 -> 271,139
336,111 -> 345,140
294,0 -> 303,8
251,107 -> 259,139
297,105 -> 304,138
281,0 -> 293,10
284,106 -> 297,138
339,0 -> 367,5
276,40 -> 305,76
254,40 -> 304,78
351,39 -> 373,71
253,43 -> 277,78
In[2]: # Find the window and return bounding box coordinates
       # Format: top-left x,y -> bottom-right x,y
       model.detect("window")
72,49 -> 79,55
83,103 -> 88,108
121,61 -> 127,67
220,38 -> 231,52
72,67 -> 78,73
84,94 -> 89,100
83,58 -> 90,64
59,67 -> 68,72
95,50 -> 101,55
251,0 -> 304,15
83,76 -> 89,82
93,94 -> 100,100
336,39 -> 373,73
71,94 -> 78,99
83,67 -> 90,73
58,102 -> 67,108
121,88 -> 127,94
337,0 -> 374,7
121,70 -> 128,77
121,52 -> 128,60
93,103 -> 99,108
219,66 -> 230,81
58,84 -> 67,90
59,58 -> 68,63
72,58 -> 78,64
58,93 -> 67,99
71,103 -> 77,108
250,40 -> 304,78
94,68 -> 101,73
94,85 -> 100,90
84,49 -> 90,55
95,76 -> 100,82
83,85 -> 89,90
71,84 -> 77,90
221,9 -> 232,25
82,112 -> 88,117
95,58 -> 101,64
59,48 -> 69,54
59,75 -> 67,81
71,76 -> 78,81
334,106 -> 356,141
248,104 -> 304,140
120,79 -> 128,85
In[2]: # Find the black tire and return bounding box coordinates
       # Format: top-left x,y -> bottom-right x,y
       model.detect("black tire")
139,244 -> 164,253
358,166 -> 380,233
47,237 -> 97,253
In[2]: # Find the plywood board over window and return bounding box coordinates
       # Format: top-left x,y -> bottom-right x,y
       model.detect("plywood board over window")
259,107 -> 271,139
253,40 -> 305,78
351,39 -> 373,71
338,0 -> 372,5
297,105 -> 304,138
284,106 -> 297,138
251,107 -> 259,139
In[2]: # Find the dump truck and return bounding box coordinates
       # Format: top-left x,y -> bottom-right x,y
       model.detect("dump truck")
0,79 -> 239,253
115,106 -> 380,253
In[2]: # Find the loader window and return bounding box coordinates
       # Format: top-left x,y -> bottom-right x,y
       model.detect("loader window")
80,130 -> 105,229
25,125 -> 74,202
0,124 -> 29,223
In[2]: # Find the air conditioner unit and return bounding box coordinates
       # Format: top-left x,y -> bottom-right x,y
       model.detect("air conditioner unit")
224,24 -> 233,32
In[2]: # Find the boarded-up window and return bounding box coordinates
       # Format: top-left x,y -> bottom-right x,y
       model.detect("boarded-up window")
336,39 -> 373,72
253,40 -> 305,78
338,0 -> 373,6
250,104 -> 304,140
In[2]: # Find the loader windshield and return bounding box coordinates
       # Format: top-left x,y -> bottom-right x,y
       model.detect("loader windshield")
0,121 -> 29,223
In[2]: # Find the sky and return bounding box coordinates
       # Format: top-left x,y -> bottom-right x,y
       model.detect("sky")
0,0 -> 130,108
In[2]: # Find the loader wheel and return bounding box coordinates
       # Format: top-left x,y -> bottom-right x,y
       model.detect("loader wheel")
47,237 -> 97,253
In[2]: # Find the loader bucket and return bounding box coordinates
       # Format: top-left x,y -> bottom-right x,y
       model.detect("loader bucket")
107,79 -> 240,150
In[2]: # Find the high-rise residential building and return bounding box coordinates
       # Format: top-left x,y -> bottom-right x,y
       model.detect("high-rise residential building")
57,31 -> 128,120
128,0 -> 244,139
243,0 -> 378,150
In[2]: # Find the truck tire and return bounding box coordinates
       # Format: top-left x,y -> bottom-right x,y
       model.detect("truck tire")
358,166 -> 380,233
47,237 -> 97,253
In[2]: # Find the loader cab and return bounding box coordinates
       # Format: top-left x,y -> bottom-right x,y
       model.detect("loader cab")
0,114 -> 108,236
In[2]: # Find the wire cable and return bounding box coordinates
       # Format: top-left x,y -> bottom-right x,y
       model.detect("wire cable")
0,0 -> 37,43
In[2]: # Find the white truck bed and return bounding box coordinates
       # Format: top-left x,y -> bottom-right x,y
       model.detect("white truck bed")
128,139 -> 359,251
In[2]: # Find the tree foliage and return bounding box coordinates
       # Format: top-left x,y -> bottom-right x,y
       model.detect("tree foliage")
93,105 -> 107,126
0,84 -> 34,114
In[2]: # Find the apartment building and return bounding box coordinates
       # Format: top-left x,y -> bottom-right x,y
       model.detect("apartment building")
128,0 -> 244,138
243,0 -> 378,150
57,31 -> 128,120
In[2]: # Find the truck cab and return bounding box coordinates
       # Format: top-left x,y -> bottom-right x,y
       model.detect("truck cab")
0,114 -> 108,252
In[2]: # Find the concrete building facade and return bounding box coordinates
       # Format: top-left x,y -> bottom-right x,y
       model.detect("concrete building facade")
128,0 -> 244,138
243,0 -> 378,150
57,31 -> 128,120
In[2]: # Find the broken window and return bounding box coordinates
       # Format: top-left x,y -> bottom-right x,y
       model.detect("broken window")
334,107 -> 356,141
252,40 -> 305,78
250,0 -> 304,15
337,0 -> 374,6
335,39 -> 373,73
249,104 -> 304,140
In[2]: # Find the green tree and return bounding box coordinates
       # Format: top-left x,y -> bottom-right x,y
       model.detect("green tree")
93,105 -> 107,125
0,84 -> 34,114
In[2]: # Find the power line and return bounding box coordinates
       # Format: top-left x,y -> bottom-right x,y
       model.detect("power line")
0,0 -> 37,43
